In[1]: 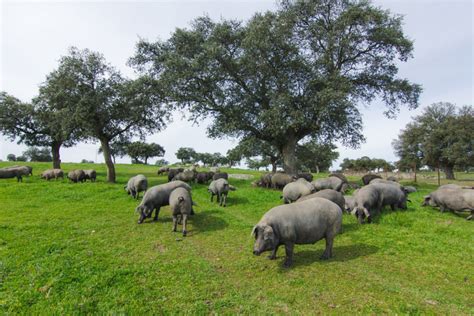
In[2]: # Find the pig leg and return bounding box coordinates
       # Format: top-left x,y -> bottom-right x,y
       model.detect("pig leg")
182,214 -> 188,236
210,193 -> 214,202
283,243 -> 294,267
153,207 -> 161,221
222,193 -> 227,207
172,215 -> 178,232
321,233 -> 334,260
268,245 -> 279,260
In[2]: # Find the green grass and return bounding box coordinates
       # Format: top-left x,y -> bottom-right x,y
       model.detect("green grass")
0,162 -> 473,314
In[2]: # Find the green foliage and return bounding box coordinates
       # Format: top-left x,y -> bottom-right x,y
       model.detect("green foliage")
295,141 -> 339,173
393,102 -> 474,178
6,154 -> 16,161
22,147 -> 52,162
230,137 -> 281,172
81,159 -> 94,164
48,47 -> 169,182
176,147 -> 197,164
0,161 -> 472,314
131,0 -> 421,173
154,159 -> 169,166
340,156 -> 394,172
15,156 -> 27,162
126,141 -> 165,164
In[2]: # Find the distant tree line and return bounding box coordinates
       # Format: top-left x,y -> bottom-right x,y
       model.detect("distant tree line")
339,157 -> 395,173
6,147 -> 52,162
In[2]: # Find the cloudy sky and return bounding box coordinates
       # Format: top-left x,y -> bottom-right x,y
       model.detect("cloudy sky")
0,0 -> 472,169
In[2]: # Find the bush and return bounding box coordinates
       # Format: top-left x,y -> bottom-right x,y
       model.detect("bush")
81,159 -> 94,164
16,156 -> 27,162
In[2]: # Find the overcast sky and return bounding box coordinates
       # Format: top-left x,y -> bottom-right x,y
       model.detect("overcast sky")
1,0 -> 472,169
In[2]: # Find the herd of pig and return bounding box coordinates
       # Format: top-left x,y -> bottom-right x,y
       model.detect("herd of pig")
1,164 -> 472,267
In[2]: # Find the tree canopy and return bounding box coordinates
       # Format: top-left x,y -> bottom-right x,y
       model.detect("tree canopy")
295,141 -> 339,173
130,0 -> 421,173
50,47 -> 169,182
0,91 -> 76,168
126,141 -> 165,164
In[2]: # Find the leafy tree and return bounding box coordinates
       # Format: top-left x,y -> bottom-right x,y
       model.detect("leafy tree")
230,137 -> 281,172
226,147 -> 243,167
393,102 -> 474,179
176,147 -> 197,164
155,159 -> 169,166
126,141 -> 165,164
340,158 -> 355,171
16,156 -> 27,162
195,152 -> 213,166
6,154 -> 16,161
246,158 -> 269,170
0,92 -> 76,169
53,47 -> 168,182
22,147 -> 52,162
81,159 -> 94,164
131,0 -> 421,174
295,141 -> 339,173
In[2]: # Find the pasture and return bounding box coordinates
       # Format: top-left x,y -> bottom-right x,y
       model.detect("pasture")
0,162 -> 472,314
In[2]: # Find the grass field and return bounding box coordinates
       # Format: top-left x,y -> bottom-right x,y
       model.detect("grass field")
0,162 -> 473,314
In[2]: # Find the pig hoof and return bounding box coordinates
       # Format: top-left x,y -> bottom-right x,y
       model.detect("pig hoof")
320,253 -> 330,260
267,255 -> 276,260
283,261 -> 293,268
182,231 -> 187,237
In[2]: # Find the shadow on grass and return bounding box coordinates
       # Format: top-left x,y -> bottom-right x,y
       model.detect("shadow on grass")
191,210 -> 229,234
279,243 -> 379,270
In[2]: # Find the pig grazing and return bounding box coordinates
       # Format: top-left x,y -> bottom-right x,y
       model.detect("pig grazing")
297,173 -> 313,182
252,198 -> 342,267
208,178 -> 236,207
157,166 -> 169,175
84,169 -> 97,182
312,177 -> 345,192
195,172 -> 214,184
0,167 -> 26,182
352,183 -> 408,223
297,189 -> 345,211
41,169 -> 64,180
1,165 -> 33,176
212,172 -> 228,181
173,170 -> 196,182
258,173 -> 273,188
135,180 -> 192,224
282,178 -> 315,203
125,174 -> 148,199
167,168 -> 185,182
169,187 -> 193,236
68,170 -> 86,183
271,173 -> 294,190
362,174 -> 381,185
423,188 -> 474,220
343,195 -> 356,213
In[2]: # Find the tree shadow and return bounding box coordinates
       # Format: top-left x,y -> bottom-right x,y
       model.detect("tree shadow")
190,210 -> 229,234
278,243 -> 379,270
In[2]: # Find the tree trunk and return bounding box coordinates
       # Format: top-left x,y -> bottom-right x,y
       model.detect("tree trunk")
316,165 -> 320,174
145,157 -> 148,165
112,155 -> 116,164
51,141 -> 62,169
413,162 -> 417,183
281,136 -> 297,175
100,138 -> 116,183
444,165 -> 455,180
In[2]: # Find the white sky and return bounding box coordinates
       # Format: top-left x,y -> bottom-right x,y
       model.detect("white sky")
0,0 -> 472,169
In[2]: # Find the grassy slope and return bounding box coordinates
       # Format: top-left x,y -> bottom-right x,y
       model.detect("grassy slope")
0,162 -> 473,314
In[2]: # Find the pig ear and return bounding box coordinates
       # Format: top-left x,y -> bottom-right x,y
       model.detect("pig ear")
251,225 -> 258,237
263,225 -> 274,240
